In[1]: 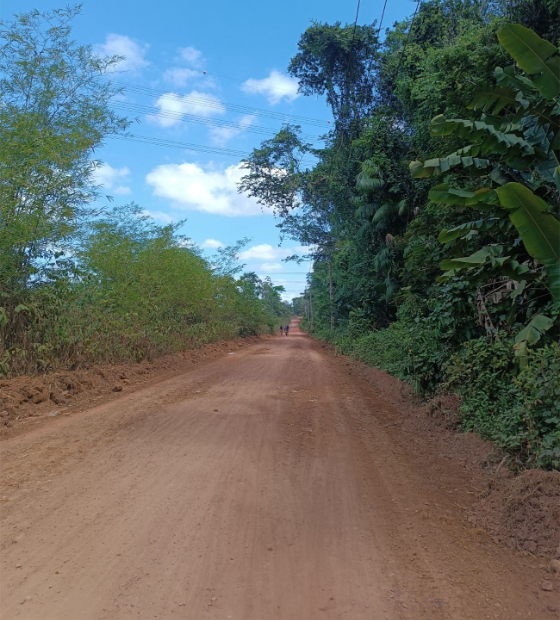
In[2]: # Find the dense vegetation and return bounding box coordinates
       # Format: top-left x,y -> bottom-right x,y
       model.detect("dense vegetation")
241,0 -> 560,469
0,8 -> 291,378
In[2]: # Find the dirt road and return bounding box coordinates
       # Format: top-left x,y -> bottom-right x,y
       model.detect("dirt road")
0,322 -> 554,619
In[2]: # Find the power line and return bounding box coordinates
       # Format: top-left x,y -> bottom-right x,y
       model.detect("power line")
111,133 -> 317,166
345,0 -> 362,73
109,101 -> 324,142
377,0 -> 389,36
352,0 -> 362,33
112,134 -> 250,158
109,80 -> 332,129
394,0 -> 423,78
122,55 -> 302,97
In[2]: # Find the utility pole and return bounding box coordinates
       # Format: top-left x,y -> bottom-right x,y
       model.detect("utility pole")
309,290 -> 314,332
328,260 -> 334,330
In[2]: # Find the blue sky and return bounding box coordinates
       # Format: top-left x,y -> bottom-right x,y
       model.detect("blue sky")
1,0 -> 417,300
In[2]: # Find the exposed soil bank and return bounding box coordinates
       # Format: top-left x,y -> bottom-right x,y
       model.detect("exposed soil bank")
0,336 -> 263,440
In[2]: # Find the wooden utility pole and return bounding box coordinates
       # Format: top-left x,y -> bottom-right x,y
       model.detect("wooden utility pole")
309,290 -> 314,332
328,260 -> 334,330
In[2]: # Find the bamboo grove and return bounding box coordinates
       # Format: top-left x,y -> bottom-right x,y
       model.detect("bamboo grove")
0,7 -> 291,378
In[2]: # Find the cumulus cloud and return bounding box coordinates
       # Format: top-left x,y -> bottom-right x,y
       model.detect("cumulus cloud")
201,239 -> 225,249
94,34 -> 150,72
178,46 -> 204,67
93,163 -> 131,195
209,115 -> 256,146
238,244 -> 312,261
256,277 -> 307,301
146,162 -> 270,217
160,46 -> 212,88
163,67 -> 199,87
241,71 -> 299,105
114,186 -> 132,196
148,91 -> 225,128
141,209 -> 175,223
238,244 -> 284,261
260,262 -> 283,272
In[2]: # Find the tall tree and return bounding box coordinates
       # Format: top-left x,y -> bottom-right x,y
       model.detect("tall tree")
288,22 -> 380,138
0,6 -> 129,297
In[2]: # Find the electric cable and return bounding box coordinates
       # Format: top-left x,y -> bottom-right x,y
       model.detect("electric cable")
110,133 -> 317,166
112,134 -> 250,157
119,55 -> 302,97
109,101 -> 324,141
377,0 -> 389,36
352,0 -> 362,35
394,0 -> 423,78
109,80 -> 331,128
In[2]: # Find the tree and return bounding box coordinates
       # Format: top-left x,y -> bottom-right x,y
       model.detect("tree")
210,238 -> 250,277
288,22 -> 380,138
0,6 -> 129,297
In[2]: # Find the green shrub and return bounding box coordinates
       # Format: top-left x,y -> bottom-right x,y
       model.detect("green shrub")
510,345 -> 560,469
326,320 -> 559,469
446,338 -> 560,469
329,291 -> 464,393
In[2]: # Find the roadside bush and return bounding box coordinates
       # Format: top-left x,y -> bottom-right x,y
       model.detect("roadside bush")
324,311 -> 559,469
0,207 -> 288,377
446,338 -> 560,469
513,345 -> 560,469
348,322 -> 410,380
330,290 -> 470,393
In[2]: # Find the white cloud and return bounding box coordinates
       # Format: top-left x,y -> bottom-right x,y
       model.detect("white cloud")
209,115 -> 256,146
93,163 -> 131,195
241,70 -> 299,105
239,244 -> 291,261
201,238 -> 225,249
113,186 -> 132,196
146,162 -> 270,217
163,67 -> 199,87
178,46 -> 204,67
260,262 -> 283,272
141,209 -> 175,223
94,34 -> 150,72
161,46 -> 212,88
148,91 -> 225,128
264,278 -> 307,302
239,244 -> 312,261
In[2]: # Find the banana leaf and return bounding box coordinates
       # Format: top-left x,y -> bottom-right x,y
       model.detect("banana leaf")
498,24 -> 560,100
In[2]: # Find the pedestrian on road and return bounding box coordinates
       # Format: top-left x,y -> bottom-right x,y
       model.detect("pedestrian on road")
285,324 -> 290,336
279,325 -> 284,336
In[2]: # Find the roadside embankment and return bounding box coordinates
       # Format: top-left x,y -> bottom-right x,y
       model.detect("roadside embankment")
0,336 -> 264,440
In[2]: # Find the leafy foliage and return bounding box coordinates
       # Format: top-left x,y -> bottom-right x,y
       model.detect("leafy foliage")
241,2 -> 560,468
0,8 -> 290,377
0,7 -> 129,296
446,339 -> 560,469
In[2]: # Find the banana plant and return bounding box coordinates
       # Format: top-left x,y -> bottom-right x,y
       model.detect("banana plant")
497,24 -> 560,100
410,25 -> 560,192
409,25 -> 560,356
435,182 -> 559,298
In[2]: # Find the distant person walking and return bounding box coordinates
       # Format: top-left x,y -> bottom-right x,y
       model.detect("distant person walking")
279,325 -> 284,336
285,324 -> 290,336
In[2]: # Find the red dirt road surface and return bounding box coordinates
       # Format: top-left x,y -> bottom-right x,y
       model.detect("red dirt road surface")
0,321 -> 555,619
